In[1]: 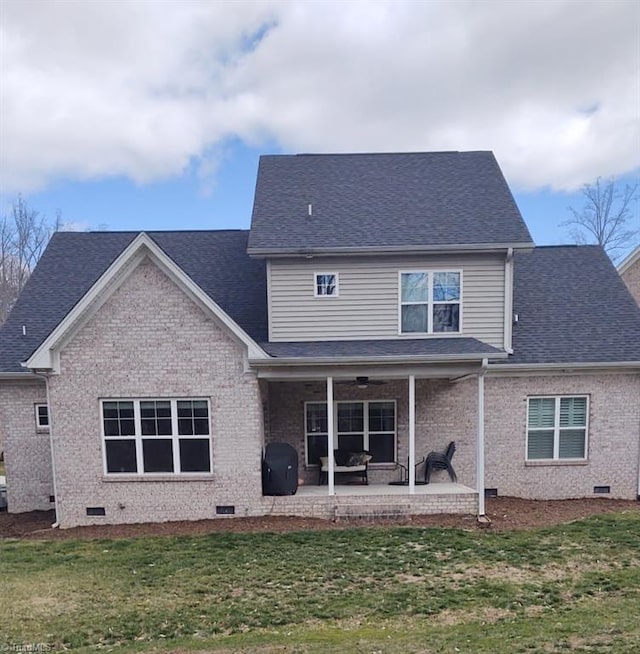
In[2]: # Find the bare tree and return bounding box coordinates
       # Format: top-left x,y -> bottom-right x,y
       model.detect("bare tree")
0,196 -> 60,325
564,177 -> 639,261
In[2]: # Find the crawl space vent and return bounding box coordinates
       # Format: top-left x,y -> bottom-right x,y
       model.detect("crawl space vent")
86,507 -> 106,516
593,486 -> 610,494
216,505 -> 235,515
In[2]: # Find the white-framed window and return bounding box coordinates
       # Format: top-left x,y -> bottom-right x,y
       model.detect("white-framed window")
101,399 -> 212,475
314,272 -> 339,297
526,396 -> 588,461
35,403 -> 49,430
304,400 -> 396,465
399,271 -> 461,334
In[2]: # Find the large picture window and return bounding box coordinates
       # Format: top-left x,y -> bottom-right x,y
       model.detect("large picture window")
527,396 -> 588,461
305,401 -> 396,465
102,399 -> 212,475
399,271 -> 461,334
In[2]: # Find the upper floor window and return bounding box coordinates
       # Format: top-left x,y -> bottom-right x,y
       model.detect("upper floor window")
527,396 -> 588,461
399,271 -> 461,334
102,399 -> 211,475
315,273 -> 338,297
35,404 -> 49,430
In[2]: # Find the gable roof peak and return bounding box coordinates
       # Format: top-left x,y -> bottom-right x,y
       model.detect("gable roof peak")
0,230 -> 267,373
23,232 -> 267,372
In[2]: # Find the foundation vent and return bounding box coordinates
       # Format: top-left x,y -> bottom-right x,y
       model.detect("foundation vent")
216,505 -> 235,515
484,488 -> 498,498
593,486 -> 610,494
86,507 -> 106,516
49,496 -> 55,503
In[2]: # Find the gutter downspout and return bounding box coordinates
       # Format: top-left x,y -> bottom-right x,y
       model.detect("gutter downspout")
503,248 -> 514,355
34,370 -> 59,528
477,358 -> 489,520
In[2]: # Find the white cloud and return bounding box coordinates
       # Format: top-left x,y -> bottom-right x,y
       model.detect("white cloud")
1,0 -> 638,193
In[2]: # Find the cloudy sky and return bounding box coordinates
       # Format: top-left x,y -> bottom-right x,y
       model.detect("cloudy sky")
1,0 -> 638,246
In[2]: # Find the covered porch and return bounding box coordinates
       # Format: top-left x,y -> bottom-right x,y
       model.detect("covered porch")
254,341 -> 502,518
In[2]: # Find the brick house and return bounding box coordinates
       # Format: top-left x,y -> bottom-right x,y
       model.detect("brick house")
1,151 -> 639,528
619,246 -> 640,306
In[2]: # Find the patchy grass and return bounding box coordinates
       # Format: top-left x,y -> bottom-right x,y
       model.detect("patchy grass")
1,512 -> 639,652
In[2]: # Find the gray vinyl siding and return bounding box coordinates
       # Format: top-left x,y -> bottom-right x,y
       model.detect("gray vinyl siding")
269,255 -> 505,346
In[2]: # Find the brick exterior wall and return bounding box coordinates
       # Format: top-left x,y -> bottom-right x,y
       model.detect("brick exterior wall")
266,378 -> 478,488
3,256 -> 638,525
0,379 -> 53,512
485,373 -> 640,499
621,257 -> 640,306
47,258 -> 265,527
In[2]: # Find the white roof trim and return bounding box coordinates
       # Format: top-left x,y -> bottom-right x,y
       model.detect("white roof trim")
0,372 -> 41,380
255,362 -> 486,381
250,351 -> 507,367
248,242 -> 534,258
488,361 -> 640,375
24,232 -> 268,372
618,246 -> 640,275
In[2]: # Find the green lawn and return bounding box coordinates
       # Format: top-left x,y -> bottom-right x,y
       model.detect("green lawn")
1,512 -> 639,653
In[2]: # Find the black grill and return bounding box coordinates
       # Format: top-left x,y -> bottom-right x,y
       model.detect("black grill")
262,443 -> 298,496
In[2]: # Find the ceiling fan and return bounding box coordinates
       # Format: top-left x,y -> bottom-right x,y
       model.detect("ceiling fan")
337,376 -> 386,389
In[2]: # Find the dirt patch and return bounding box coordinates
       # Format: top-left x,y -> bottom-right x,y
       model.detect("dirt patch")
446,557 -> 635,586
448,562 -> 538,584
0,496 -> 638,541
481,496 -> 639,530
433,606 -> 513,626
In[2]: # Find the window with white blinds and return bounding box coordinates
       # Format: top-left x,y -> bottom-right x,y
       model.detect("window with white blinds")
527,396 -> 588,461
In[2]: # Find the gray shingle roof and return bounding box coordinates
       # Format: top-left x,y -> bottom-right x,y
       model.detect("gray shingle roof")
0,230 -> 267,373
261,338 -> 503,359
506,245 -> 640,365
247,151 -> 534,253
1,234 -> 639,373
0,232 -> 136,373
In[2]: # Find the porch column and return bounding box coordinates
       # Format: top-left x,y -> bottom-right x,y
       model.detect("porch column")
327,376 -> 335,496
408,374 -> 416,495
477,363 -> 487,516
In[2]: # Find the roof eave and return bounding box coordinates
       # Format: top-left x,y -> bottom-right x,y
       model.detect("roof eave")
250,351 -> 508,367
488,360 -> 640,374
247,242 -> 535,258
0,371 -> 41,380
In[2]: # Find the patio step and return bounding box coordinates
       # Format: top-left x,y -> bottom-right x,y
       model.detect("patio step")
333,502 -> 412,521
